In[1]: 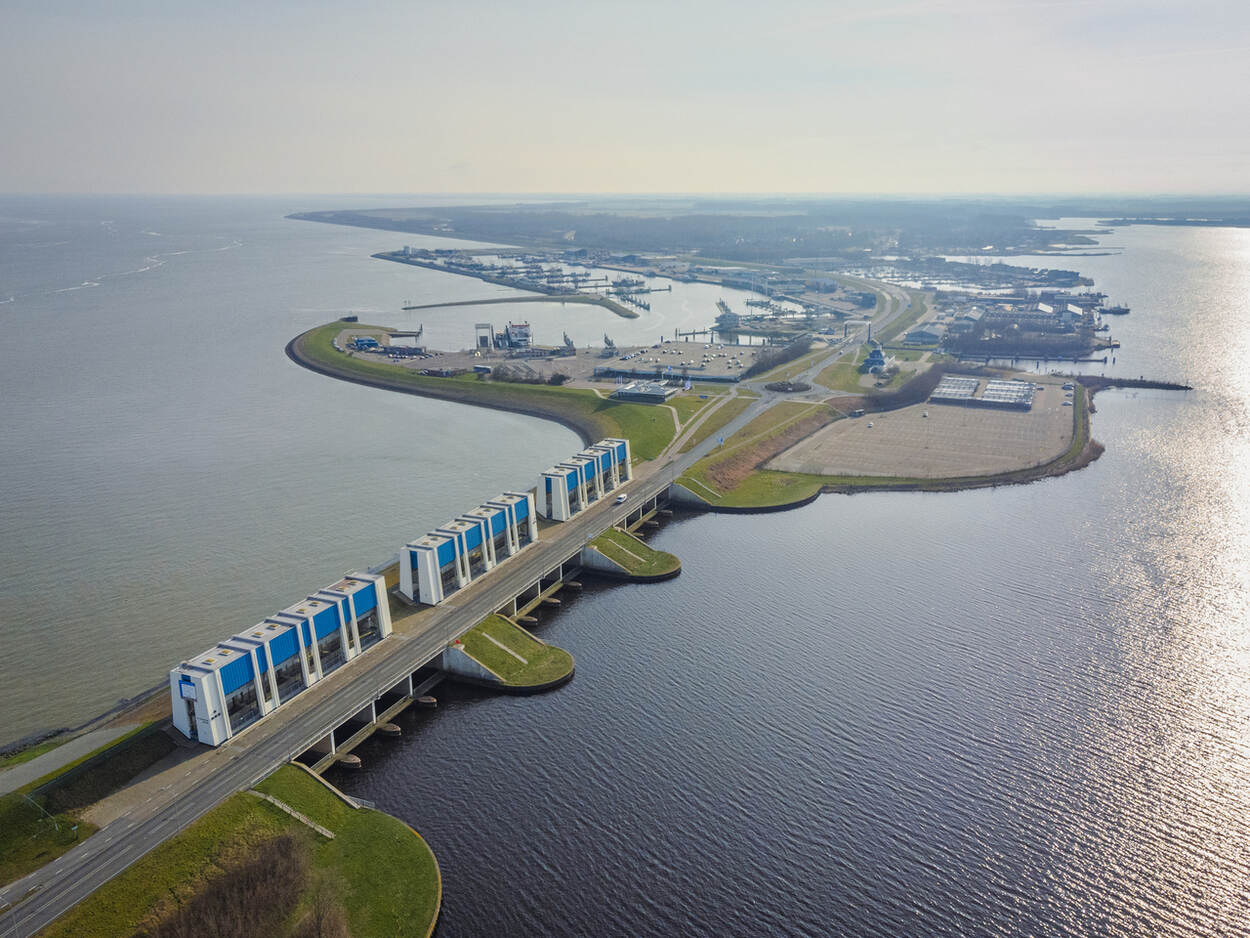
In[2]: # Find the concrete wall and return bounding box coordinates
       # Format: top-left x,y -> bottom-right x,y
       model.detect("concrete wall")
666,482 -> 713,508
578,544 -> 631,576
439,643 -> 503,684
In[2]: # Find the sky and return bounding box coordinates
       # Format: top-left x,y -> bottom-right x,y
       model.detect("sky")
2,0 -> 1248,195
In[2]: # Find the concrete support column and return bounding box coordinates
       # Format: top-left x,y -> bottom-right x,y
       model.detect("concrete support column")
306,625 -> 324,681
334,603 -> 353,662
293,623 -> 313,687
347,593 -> 363,654
213,669 -> 233,741
247,647 -> 271,716
311,731 -> 335,756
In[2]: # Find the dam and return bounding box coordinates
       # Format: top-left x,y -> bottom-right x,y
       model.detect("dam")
166,439 -> 640,752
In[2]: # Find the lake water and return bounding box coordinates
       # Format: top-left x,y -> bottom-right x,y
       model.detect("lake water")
2,201 -> 1247,935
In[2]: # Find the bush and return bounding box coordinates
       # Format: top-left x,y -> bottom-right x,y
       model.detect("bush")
742,334 -> 813,378
138,833 -> 310,938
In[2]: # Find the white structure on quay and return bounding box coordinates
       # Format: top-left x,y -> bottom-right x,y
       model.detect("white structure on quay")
539,438 -> 631,522
170,573 -> 392,747
398,491 -> 538,606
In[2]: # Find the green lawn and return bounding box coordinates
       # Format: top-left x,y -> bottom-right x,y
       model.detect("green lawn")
591,528 -> 680,577
456,615 -> 574,687
38,766 -> 440,938
1,724 -> 170,885
697,469 -> 825,508
0,794 -> 97,886
296,323 -> 678,460
756,347 -> 828,383
678,395 -> 755,453
875,287 -> 930,343
815,344 -> 870,392
668,394 -> 713,426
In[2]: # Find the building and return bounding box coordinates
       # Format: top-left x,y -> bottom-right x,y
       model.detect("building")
903,323 -> 947,345
539,438 -> 631,521
170,572 -> 392,747
860,343 -> 894,374
398,491 -> 537,606
929,374 -> 979,403
929,375 -> 1034,409
611,380 -> 678,404
979,379 -> 1035,409
349,336 -> 380,350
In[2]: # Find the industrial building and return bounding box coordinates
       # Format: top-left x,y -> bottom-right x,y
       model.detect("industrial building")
611,380 -> 678,403
980,379 -> 1035,409
170,572 -> 392,747
930,374 -> 1034,410
539,438 -> 631,521
930,374 -> 979,402
398,491 -> 538,605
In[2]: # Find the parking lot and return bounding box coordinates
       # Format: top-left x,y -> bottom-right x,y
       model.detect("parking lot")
769,376 -> 1076,479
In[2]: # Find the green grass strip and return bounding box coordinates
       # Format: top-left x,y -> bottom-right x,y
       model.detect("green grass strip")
456,615 -> 574,687
591,528 -> 680,577
294,322 -> 678,460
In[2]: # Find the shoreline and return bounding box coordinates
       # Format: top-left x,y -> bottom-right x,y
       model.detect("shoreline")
285,329 -> 598,448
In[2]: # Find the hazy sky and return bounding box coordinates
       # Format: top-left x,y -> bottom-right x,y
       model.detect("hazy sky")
2,0 -> 1247,194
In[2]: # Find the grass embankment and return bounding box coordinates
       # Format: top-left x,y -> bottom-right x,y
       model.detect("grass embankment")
1,724 -> 173,885
0,738 -> 69,771
590,528 -> 681,578
668,394 -> 714,426
815,345 -> 871,392
292,322 -> 676,460
678,402 -> 836,509
875,287 -> 930,344
756,346 -> 829,383
679,395 -> 756,453
37,765 -> 440,938
455,615 -> 574,688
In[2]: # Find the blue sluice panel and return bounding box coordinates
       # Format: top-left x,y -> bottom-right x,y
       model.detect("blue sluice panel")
435,540 -> 456,567
352,585 -> 377,616
312,606 -> 339,640
464,524 -> 482,551
269,629 -> 299,666
566,472 -> 578,491
489,510 -> 507,536
515,498 -> 529,520
219,654 -> 254,695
